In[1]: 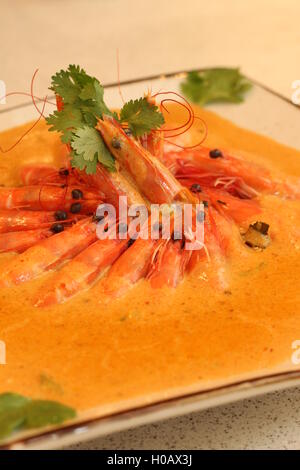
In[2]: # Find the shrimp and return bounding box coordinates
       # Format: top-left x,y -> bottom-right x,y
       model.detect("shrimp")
0,209 -> 72,233
77,163 -> 148,209
96,117 -> 217,290
147,239 -> 190,288
0,228 -> 52,253
139,130 -> 164,160
96,116 -> 197,205
34,238 -> 128,306
0,185 -> 102,212
100,238 -> 158,299
186,207 -> 233,291
163,148 -> 273,195
164,148 -> 300,199
20,165 -> 80,186
0,219 -> 98,287
30,160 -> 150,304
202,188 -> 261,225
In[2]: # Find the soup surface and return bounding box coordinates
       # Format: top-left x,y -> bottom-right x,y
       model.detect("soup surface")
0,106 -> 299,416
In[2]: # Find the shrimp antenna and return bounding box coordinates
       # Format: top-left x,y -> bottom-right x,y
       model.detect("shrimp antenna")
0,96 -> 47,154
0,69 -> 56,154
31,69 -> 45,118
116,49 -> 125,105
151,90 -> 208,149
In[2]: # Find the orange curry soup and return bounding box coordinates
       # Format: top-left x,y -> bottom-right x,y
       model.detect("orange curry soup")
0,106 -> 299,415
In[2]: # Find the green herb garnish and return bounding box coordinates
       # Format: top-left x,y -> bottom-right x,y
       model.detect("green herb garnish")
46,65 -> 164,174
118,98 -> 165,137
0,392 -> 76,440
181,68 -> 252,106
46,65 -> 115,174
71,126 -> 115,173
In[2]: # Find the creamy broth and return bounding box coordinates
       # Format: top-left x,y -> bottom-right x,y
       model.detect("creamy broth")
0,107 -> 299,413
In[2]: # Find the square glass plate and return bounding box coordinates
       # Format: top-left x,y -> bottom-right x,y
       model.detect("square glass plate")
0,71 -> 299,450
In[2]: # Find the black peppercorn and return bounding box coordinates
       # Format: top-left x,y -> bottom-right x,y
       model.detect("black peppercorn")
50,223 -> 64,234
54,210 -> 67,221
127,238 -> 135,248
190,183 -> 202,193
59,168 -> 69,177
209,149 -> 223,159
71,189 -> 83,199
70,202 -> 81,214
111,137 -> 121,149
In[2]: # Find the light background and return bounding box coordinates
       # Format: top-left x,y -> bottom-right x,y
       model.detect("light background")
1,0 -> 299,103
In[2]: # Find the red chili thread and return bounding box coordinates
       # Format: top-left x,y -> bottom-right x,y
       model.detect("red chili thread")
165,116 -> 208,149
152,91 -> 195,136
0,69 -> 56,154
151,91 -> 208,149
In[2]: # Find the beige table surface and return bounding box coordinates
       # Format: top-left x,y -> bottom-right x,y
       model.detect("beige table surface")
1,0 -> 300,451
0,0 -> 299,103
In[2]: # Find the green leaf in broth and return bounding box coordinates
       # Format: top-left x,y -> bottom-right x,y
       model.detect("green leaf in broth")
0,392 -> 29,412
0,393 -> 30,439
0,392 -> 76,441
24,400 -> 76,429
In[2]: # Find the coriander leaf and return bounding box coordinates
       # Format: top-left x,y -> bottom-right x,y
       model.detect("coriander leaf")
79,80 -> 103,101
50,64 -> 91,104
47,65 -> 115,173
180,68 -> 252,106
24,400 -> 76,429
50,66 -> 81,104
79,80 -> 112,126
50,64 -> 111,124
71,127 -> 115,172
119,97 -> 165,137
0,393 -> 29,439
0,393 -> 29,413
71,151 -> 98,174
0,409 -> 26,440
46,106 -> 83,143
72,127 -> 100,161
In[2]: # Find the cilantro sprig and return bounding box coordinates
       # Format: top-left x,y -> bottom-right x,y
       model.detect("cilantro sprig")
118,98 -> 164,137
46,65 -> 164,174
71,126 -> 115,173
46,65 -> 115,174
181,68 -> 252,106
